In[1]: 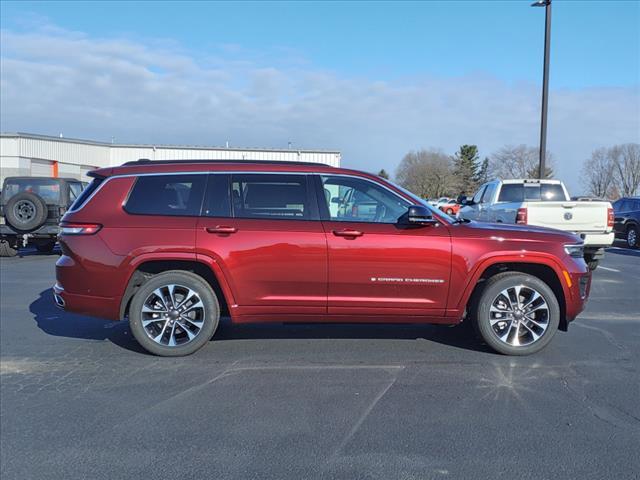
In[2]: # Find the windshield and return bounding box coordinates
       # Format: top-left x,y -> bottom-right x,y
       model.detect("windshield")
383,178 -> 455,222
2,178 -> 61,203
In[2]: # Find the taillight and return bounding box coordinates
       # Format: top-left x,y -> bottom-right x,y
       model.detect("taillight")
607,207 -> 614,228
59,223 -> 102,235
516,207 -> 528,224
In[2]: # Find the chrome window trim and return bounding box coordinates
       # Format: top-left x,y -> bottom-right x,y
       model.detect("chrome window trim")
69,170 -> 450,225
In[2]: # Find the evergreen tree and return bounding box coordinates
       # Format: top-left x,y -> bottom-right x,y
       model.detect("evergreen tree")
377,169 -> 390,179
453,145 -> 480,192
475,157 -> 490,184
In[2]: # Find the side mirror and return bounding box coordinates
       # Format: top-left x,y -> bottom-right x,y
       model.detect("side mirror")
462,197 -> 474,206
331,197 -> 342,204
405,205 -> 436,225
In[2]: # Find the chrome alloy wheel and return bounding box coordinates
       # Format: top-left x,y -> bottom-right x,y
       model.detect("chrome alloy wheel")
628,228 -> 637,248
141,284 -> 206,347
489,285 -> 549,347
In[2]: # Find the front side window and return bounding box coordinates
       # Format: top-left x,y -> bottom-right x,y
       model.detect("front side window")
231,174 -> 309,219
321,175 -> 410,223
125,174 -> 206,216
472,185 -> 487,204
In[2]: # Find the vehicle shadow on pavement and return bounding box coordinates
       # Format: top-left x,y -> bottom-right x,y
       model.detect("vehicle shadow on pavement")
29,288 -> 147,354
30,289 -> 492,355
606,247 -> 640,258
213,318 -> 493,354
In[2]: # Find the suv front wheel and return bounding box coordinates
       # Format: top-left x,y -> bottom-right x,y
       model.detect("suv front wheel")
471,272 -> 560,355
129,271 -> 220,356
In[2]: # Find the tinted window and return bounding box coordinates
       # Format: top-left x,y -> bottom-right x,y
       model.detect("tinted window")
232,174 -> 310,219
203,174 -> 231,217
539,184 -> 565,201
126,174 -> 206,216
321,175 -> 409,223
3,178 -> 61,203
498,184 -> 523,202
70,177 -> 103,210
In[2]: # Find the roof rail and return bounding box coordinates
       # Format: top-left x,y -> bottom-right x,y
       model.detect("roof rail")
122,159 -> 333,167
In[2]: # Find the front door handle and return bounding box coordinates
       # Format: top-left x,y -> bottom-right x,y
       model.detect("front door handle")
206,226 -> 238,234
333,229 -> 363,238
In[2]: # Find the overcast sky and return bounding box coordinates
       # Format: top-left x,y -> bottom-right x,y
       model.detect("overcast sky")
1,0 -> 638,193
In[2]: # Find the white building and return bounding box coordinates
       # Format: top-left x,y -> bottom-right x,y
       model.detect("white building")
0,133 -> 341,183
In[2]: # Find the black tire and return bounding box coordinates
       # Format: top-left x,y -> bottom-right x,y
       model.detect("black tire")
128,270 -> 220,356
626,224 -> 638,249
0,239 -> 18,257
36,241 -> 57,253
470,272 -> 560,355
583,252 -> 599,271
4,192 -> 48,232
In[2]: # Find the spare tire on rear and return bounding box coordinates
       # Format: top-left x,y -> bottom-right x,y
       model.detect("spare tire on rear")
4,192 -> 48,232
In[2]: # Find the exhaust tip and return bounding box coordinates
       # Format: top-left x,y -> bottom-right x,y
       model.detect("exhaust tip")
54,293 -> 65,308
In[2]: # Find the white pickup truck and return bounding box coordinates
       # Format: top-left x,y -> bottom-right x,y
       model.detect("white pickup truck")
459,179 -> 614,270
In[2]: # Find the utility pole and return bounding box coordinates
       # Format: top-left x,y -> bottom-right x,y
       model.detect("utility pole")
532,0 -> 552,179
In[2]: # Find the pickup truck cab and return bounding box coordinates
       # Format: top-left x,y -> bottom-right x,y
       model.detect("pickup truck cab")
459,179 -> 614,270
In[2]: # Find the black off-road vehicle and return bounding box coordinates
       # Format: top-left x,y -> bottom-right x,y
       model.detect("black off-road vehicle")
0,177 -> 86,257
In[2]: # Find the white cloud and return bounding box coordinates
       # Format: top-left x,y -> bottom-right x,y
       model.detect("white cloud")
1,25 -> 638,193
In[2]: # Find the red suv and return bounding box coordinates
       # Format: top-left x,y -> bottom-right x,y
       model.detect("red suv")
54,160 -> 591,356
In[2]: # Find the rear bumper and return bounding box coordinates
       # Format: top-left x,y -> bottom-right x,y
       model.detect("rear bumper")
579,232 -> 614,247
53,283 -> 120,320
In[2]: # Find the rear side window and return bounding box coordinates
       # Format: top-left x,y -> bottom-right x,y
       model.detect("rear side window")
231,174 -> 310,219
70,177 -> 103,210
125,174 -> 206,216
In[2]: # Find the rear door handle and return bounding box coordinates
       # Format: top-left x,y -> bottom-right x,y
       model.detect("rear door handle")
333,229 -> 363,238
206,226 -> 238,234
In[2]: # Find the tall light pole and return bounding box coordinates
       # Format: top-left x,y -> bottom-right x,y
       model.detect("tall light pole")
532,0 -> 551,179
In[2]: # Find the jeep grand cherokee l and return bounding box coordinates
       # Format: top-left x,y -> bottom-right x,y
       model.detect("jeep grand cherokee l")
54,160 -> 591,356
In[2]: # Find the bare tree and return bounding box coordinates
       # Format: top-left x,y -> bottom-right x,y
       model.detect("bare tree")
395,149 -> 453,198
581,148 -> 616,198
489,145 -> 553,179
611,143 -> 640,197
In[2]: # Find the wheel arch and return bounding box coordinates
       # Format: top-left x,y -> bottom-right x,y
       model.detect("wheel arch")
461,259 -> 569,332
119,258 -> 235,321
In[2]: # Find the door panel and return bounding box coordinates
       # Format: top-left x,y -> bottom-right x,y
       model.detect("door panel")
196,218 -> 327,311
196,173 -> 327,315
323,221 -> 451,314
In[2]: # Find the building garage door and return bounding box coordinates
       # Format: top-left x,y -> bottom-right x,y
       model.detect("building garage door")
31,159 -> 53,177
80,165 -> 97,181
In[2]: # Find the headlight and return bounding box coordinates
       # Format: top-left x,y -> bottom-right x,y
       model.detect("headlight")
564,244 -> 584,258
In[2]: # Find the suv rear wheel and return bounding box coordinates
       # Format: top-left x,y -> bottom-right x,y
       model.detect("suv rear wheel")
471,272 -> 560,355
128,271 -> 220,356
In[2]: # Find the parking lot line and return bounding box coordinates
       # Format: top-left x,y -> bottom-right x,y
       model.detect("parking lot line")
598,266 -> 621,273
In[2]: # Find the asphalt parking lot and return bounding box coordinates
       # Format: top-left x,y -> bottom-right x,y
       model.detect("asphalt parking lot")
1,246 -> 639,480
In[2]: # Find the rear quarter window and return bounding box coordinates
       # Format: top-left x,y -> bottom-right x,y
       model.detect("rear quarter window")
69,177 -> 104,210
125,174 -> 206,216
